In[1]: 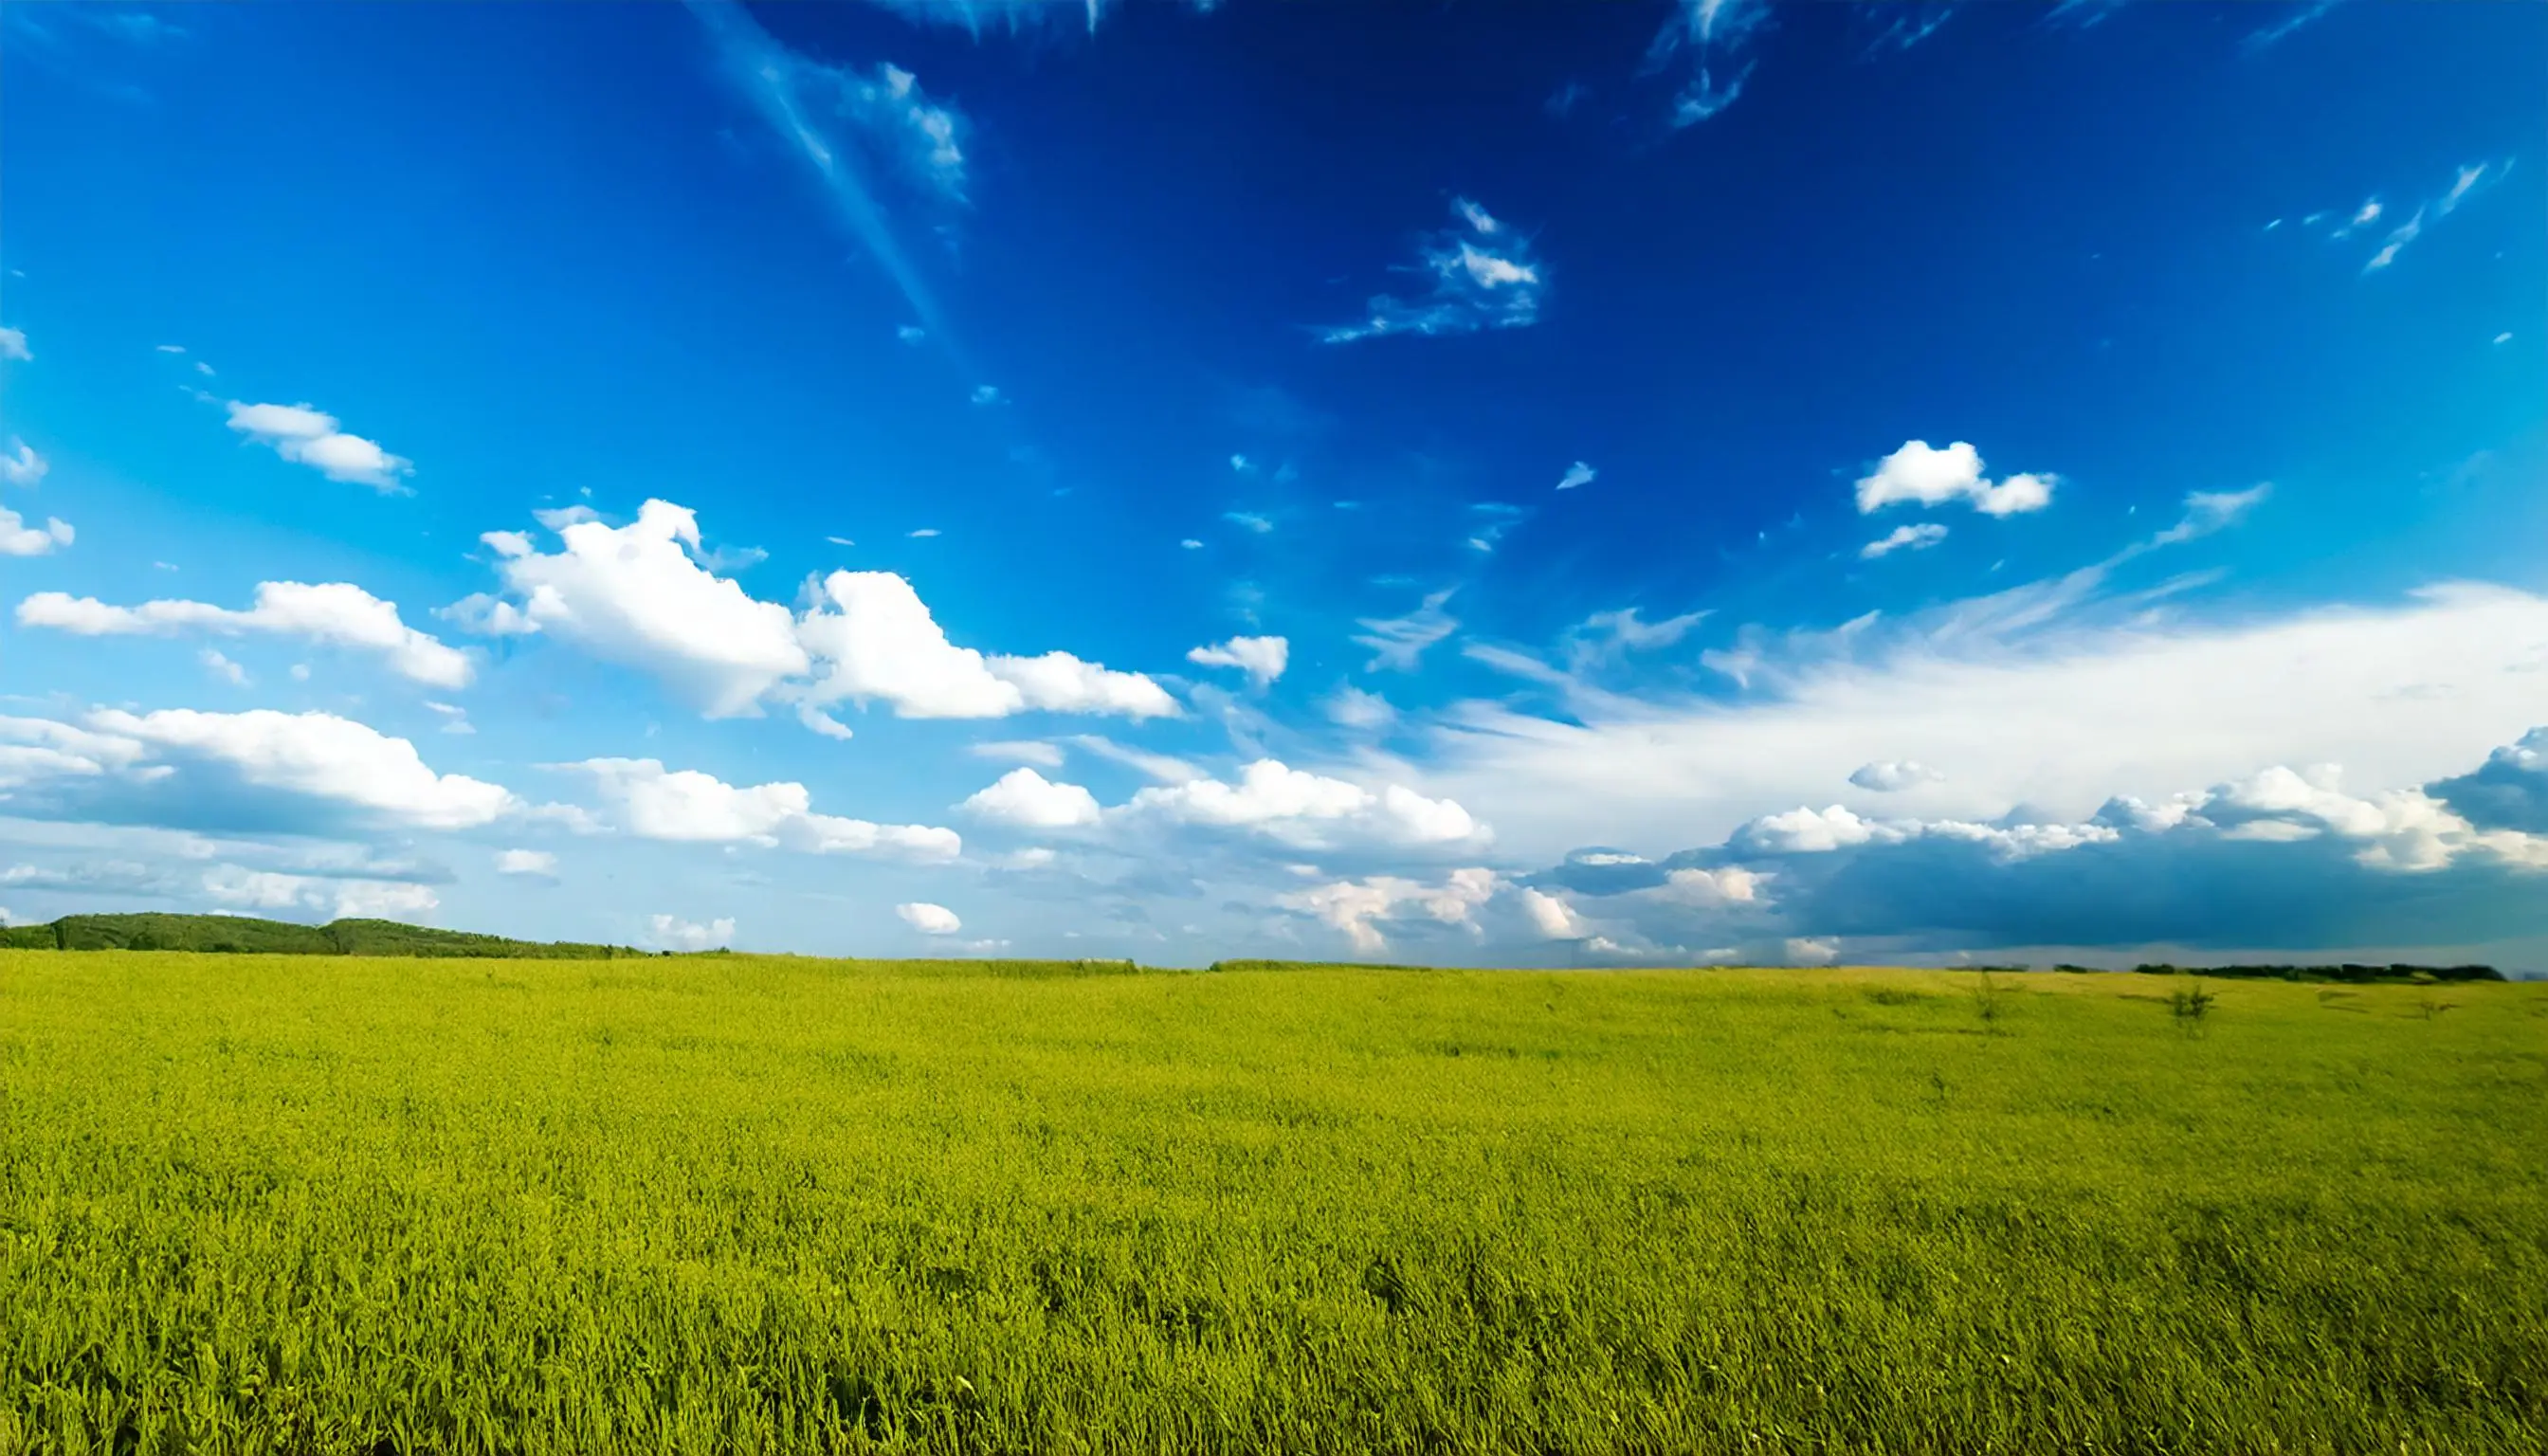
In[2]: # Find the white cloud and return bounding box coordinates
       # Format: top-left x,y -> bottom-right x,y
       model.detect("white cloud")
908,528 -> 940,539
0,508 -> 73,556
1855,440 -> 2055,518
20,581 -> 473,688
648,914 -> 735,952
2243,0 -> 2339,50
1556,461 -> 1596,491
846,63 -> 968,200
1187,634 -> 1288,687
202,865 -> 440,921
970,739 -> 1065,769
1322,198 -> 1546,344
1582,736 -> 2548,954
225,401 -> 412,491
466,500 -> 809,717
1849,759 -> 1944,792
1861,522 -> 1949,559
1067,735 -> 1205,784
689,0 -> 956,335
570,756 -> 960,862
1324,685 -> 1397,731
2497,332 -> 2515,346
1423,579 -> 2548,865
200,649 -> 248,686
971,385 -> 1003,406
1279,867 -> 1499,955
1122,758 -> 1483,848
1180,538 -> 1204,550
1224,511 -> 1272,533
495,848 -> 558,879
899,325 -> 927,344
2151,484 -> 2270,545
2357,160 -> 2504,273
795,569 -> 1174,721
795,704 -> 856,740
960,767 -> 1101,828
897,901 -> 961,935
86,708 -> 515,828
1647,0 -> 1771,127
0,327 -> 28,361
1355,588 -> 1458,671
3,438 -> 46,486
1520,886 -> 1587,939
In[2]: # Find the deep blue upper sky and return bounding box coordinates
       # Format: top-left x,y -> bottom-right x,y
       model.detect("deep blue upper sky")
3,0 -> 2544,967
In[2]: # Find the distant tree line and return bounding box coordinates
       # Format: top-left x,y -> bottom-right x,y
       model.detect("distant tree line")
0,913 -> 646,959
2129,962 -> 2502,984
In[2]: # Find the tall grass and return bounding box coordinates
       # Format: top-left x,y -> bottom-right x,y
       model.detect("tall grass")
2,954 -> 2542,1452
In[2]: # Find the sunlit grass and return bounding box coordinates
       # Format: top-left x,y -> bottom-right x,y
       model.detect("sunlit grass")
3,952 -> 2542,1452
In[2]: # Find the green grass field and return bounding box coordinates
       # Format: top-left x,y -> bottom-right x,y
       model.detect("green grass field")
3,952 -> 2543,1453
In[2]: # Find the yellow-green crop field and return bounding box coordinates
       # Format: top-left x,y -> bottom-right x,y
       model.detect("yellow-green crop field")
3,951 -> 2544,1453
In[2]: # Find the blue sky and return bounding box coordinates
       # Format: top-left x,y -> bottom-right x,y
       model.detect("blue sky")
3,0 -> 2544,967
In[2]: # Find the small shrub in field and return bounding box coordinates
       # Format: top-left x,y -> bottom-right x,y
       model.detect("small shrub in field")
2169,980 -> 2216,1034
1971,970 -> 2010,1032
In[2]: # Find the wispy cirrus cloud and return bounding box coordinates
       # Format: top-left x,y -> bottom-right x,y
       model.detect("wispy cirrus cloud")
1321,198 -> 1545,345
689,0 -> 974,338
2242,0 -> 2340,53
1355,588 -> 1459,672
1646,0 -> 1771,128
2362,160 -> 2506,273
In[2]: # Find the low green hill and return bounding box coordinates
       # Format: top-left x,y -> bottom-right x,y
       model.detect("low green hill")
0,913 -> 643,958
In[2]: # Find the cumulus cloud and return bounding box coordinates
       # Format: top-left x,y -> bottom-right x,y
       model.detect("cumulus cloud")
897,901 -> 961,935
3,438 -> 46,487
20,581 -> 472,688
82,708 -> 514,829
1471,750 -> 2548,965
2426,729 -> 2548,835
1121,758 -> 1483,849
1279,867 -> 1499,955
463,500 -> 808,717
0,507 -> 73,555
202,864 -> 440,921
1186,634 -> 1288,687
1556,461 -> 1596,491
1850,760 -> 1944,792
1647,0 -> 1771,127
225,401 -> 412,491
648,914 -> 735,952
1855,440 -> 2055,518
1322,198 -> 1545,344
1423,578 -> 2548,866
495,847 -> 558,879
569,756 -> 960,862
1861,522 -> 1948,559
0,327 -> 27,361
1698,747 -> 2548,951
200,649 -> 248,686
795,569 -> 1174,721
960,766 -> 1101,828
1520,885 -> 1588,939
1324,685 -> 1398,731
